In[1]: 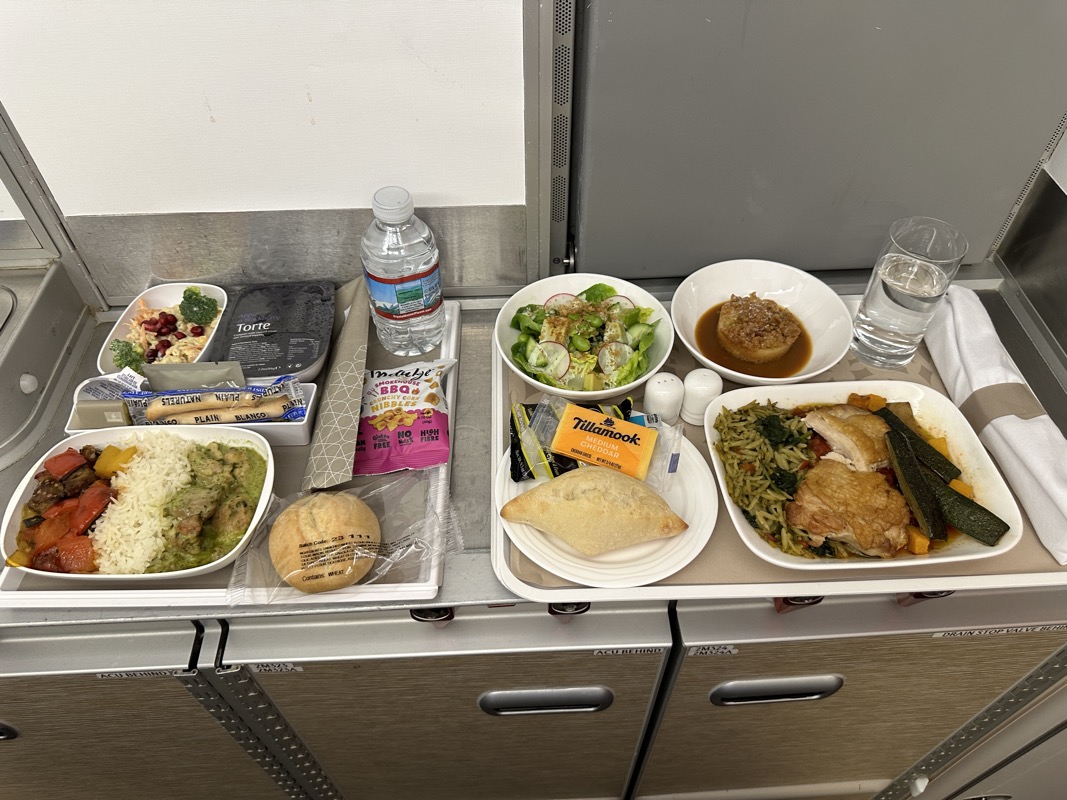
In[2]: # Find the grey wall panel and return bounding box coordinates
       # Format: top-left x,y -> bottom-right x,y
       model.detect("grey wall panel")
66,205 -> 527,306
571,0 -> 1067,278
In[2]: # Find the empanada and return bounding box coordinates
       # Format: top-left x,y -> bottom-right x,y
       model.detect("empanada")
500,467 -> 688,556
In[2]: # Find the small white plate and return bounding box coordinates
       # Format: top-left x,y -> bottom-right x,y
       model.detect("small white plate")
97,283 -> 228,374
704,380 -> 1023,569
494,437 -> 717,588
2,426 -> 274,581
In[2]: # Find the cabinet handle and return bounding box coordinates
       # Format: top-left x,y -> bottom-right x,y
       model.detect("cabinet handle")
709,675 -> 843,706
478,686 -> 614,716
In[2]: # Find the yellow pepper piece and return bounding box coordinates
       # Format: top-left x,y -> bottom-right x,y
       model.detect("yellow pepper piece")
926,436 -> 951,458
94,444 -> 137,479
948,478 -> 974,498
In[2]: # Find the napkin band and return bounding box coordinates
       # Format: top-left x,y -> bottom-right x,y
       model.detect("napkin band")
958,382 -> 1046,434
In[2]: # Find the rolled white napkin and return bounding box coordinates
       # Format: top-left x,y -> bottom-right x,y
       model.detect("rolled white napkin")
926,285 -> 1067,564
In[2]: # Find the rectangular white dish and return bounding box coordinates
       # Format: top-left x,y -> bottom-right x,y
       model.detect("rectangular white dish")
97,282 -> 228,374
65,378 -> 320,447
2,426 -> 275,581
704,380 -> 1023,570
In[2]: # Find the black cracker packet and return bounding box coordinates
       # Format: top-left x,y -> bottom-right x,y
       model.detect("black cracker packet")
216,281 -> 335,382
509,397 -> 633,482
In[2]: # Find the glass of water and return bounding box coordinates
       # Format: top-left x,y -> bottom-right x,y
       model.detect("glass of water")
850,216 -> 968,368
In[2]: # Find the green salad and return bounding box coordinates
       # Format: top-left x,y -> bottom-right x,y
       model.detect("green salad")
509,282 -> 660,391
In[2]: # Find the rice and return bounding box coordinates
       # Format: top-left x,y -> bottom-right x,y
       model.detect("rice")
713,400 -> 821,557
89,432 -> 196,574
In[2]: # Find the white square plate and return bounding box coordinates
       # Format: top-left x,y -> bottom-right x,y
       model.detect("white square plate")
704,380 -> 1023,569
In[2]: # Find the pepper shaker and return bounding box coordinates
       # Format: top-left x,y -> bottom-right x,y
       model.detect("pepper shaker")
680,369 -> 724,425
642,372 -> 684,424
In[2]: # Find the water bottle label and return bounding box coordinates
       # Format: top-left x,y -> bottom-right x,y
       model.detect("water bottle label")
364,262 -> 442,321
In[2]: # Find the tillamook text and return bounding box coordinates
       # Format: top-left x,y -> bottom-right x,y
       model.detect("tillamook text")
550,403 -> 657,479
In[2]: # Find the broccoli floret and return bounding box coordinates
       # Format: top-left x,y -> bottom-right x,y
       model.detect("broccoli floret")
110,339 -> 145,373
179,287 -> 219,327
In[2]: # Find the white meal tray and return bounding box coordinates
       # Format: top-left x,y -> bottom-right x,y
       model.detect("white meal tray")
0,302 -> 460,608
489,309 -> 1067,603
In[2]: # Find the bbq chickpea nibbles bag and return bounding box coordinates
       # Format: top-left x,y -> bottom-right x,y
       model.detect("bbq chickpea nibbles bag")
353,359 -> 456,475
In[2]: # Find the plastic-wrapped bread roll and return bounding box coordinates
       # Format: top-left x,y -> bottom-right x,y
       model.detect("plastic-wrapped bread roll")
500,466 -> 687,556
269,492 -> 381,593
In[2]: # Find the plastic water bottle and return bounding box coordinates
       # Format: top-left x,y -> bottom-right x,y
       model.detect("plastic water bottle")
360,186 -> 445,356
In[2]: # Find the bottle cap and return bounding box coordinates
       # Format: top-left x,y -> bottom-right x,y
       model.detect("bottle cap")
642,372 -> 684,424
680,368 -> 724,425
371,186 -> 415,224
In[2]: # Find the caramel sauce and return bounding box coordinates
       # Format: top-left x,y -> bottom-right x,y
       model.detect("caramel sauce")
694,302 -> 812,378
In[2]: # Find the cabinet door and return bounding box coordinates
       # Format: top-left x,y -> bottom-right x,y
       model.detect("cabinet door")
636,630 -> 1067,798
253,650 -> 663,800
0,675 -> 285,800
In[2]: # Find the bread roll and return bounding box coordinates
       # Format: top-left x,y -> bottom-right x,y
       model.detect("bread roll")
269,492 -> 381,593
500,467 -> 688,556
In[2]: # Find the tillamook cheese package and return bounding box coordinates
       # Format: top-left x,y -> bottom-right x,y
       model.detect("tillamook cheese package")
549,402 -> 657,480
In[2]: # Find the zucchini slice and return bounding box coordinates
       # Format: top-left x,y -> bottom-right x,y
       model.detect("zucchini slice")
886,429 -> 947,541
926,479 -> 1011,547
874,406 -> 962,482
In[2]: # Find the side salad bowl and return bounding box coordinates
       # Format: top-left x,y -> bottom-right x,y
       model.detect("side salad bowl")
97,282 -> 228,375
494,273 -> 674,402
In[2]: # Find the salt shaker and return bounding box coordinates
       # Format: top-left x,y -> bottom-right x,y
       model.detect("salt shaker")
680,368 -> 724,425
642,372 -> 684,424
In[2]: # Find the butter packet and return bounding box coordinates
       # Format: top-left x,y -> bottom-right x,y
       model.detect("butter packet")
509,397 -> 633,482
538,398 -> 658,480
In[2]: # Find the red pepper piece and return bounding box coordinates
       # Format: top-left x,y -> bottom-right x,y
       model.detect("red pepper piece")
42,448 -> 88,480
69,480 -> 116,536
55,533 -> 98,573
42,497 -> 80,519
28,511 -> 74,557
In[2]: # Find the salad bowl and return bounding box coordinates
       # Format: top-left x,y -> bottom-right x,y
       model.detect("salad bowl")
494,273 -> 674,402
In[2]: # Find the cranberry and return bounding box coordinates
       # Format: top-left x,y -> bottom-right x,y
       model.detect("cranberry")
173,331 -> 186,340
157,339 -> 172,350
190,325 -> 205,337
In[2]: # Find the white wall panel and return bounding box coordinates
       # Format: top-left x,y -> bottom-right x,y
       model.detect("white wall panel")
0,1 -> 525,215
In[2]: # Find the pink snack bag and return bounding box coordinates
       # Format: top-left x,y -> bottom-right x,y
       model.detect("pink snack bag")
353,359 -> 455,475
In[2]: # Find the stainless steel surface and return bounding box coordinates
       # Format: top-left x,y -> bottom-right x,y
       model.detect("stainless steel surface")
65,205 -> 529,307
874,641 -> 1067,800
0,618 -> 199,677
634,596 -> 1067,799
220,601 -> 671,664
0,265 -> 95,472
567,1 -> 1067,278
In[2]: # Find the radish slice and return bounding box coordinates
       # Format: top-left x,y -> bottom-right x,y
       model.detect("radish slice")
534,341 -> 571,379
598,341 -> 634,375
544,293 -> 578,313
605,295 -> 635,310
